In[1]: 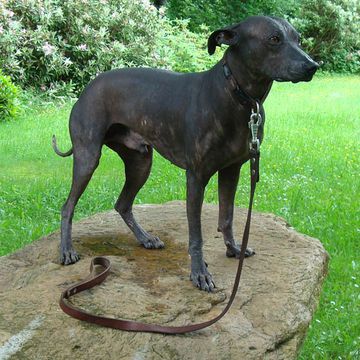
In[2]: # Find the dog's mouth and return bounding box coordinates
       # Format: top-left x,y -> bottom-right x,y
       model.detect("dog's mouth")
291,73 -> 314,83
274,62 -> 319,83
275,71 -> 315,84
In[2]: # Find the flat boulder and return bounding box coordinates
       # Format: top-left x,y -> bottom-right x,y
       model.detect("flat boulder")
0,202 -> 328,359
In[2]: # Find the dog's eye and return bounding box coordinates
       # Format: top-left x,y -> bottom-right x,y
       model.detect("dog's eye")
269,35 -> 281,44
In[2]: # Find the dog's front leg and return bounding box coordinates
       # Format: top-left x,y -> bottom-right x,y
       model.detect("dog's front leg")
186,170 -> 215,292
218,162 -> 255,258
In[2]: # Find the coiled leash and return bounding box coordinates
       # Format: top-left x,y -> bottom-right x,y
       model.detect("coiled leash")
60,95 -> 263,334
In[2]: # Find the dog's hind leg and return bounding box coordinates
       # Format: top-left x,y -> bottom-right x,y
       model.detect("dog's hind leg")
217,162 -> 255,258
60,146 -> 101,264
113,144 -> 164,249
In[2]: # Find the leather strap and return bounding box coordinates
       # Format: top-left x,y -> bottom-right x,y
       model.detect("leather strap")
222,58 -> 260,109
60,151 -> 260,334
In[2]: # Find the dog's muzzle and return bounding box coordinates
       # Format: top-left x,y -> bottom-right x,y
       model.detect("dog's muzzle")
291,60 -> 321,83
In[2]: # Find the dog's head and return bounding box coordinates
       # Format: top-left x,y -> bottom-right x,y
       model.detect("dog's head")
208,16 -> 320,83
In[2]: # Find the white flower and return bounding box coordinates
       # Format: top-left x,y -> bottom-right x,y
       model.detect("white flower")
141,0 -> 151,8
64,57 -> 73,66
4,9 -> 14,17
78,44 -> 87,51
42,42 -> 55,56
0,26 -> 3,34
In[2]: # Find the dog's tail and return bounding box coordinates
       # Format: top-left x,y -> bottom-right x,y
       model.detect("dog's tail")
52,135 -> 73,157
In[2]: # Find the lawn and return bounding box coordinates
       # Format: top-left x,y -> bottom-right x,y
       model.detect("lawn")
0,75 -> 359,359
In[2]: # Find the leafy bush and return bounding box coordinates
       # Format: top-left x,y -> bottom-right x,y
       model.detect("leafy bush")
0,0 -> 165,93
291,0 -> 360,73
166,0 -> 360,73
0,69 -> 20,122
154,20 -> 222,73
166,0 -> 297,32
0,0 -> 224,94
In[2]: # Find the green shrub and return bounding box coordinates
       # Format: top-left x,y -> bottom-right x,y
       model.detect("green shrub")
166,0 -> 297,32
0,0 -> 164,93
0,69 -> 20,122
291,0 -> 360,73
0,0 -> 224,94
165,0 -> 360,74
155,20 -> 222,73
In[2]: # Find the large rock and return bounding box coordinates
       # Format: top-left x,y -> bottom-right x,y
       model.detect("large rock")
0,202 -> 328,360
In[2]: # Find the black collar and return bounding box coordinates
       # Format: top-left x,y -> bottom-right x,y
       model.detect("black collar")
222,58 -> 260,110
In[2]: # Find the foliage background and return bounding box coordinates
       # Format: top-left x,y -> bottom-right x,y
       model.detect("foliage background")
0,0 -> 163,95
0,69 -> 20,121
166,0 -> 360,73
0,0 -> 221,97
0,0 -> 359,100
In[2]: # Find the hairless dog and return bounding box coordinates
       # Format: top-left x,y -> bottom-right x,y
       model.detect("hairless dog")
53,16 -> 319,292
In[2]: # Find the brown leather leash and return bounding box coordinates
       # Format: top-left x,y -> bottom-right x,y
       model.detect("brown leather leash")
59,147 -> 260,334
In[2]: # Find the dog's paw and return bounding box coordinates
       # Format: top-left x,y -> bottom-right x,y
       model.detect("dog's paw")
141,235 -> 164,249
226,244 -> 255,258
190,264 -> 215,292
60,248 -> 80,265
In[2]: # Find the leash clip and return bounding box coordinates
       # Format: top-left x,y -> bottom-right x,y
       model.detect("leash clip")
248,102 -> 262,153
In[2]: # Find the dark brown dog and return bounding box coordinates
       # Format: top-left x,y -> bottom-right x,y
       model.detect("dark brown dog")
53,16 -> 319,291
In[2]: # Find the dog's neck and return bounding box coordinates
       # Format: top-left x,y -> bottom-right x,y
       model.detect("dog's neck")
222,50 -> 273,104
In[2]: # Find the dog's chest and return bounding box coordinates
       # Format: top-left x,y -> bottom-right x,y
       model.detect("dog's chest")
195,112 -> 265,171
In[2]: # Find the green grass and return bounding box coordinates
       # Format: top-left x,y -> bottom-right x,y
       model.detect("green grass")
1,76 -> 359,358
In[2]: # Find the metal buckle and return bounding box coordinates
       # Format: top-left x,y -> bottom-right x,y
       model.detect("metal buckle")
248,102 -> 262,153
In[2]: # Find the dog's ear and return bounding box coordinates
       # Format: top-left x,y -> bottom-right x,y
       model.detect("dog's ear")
207,28 -> 239,55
